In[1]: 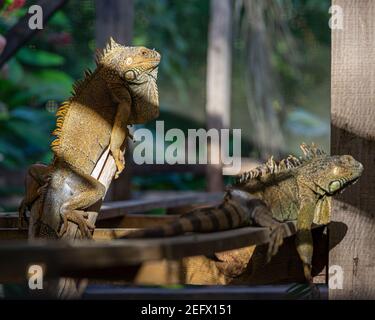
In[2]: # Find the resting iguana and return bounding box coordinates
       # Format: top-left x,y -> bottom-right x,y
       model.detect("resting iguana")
125,143 -> 363,283
19,38 -> 161,239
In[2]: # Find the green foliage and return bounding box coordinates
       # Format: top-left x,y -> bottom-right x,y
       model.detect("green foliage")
134,0 -> 209,103
0,6 -> 77,171
0,79 -> 54,169
16,48 -> 65,67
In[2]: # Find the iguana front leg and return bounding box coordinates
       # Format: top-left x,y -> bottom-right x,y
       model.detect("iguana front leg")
108,84 -> 132,179
228,189 -> 286,261
18,163 -> 51,228
295,195 -> 316,283
59,173 -> 105,238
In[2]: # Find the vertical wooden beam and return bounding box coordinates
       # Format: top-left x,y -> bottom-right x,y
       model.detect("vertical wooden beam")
95,0 -> 134,200
95,0 -> 134,47
206,0 -> 232,192
330,0 -> 375,299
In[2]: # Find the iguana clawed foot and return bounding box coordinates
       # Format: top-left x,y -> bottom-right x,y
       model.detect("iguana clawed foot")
59,210 -> 95,238
266,223 -> 287,262
111,149 -> 125,179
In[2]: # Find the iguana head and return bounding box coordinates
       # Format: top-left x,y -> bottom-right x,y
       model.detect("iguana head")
98,37 -> 161,123
301,153 -> 363,196
235,143 -> 363,197
233,143 -> 363,226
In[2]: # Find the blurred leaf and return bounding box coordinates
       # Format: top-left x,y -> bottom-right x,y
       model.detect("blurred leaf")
0,140 -> 25,168
5,91 -> 36,108
24,70 -> 73,102
10,106 -> 48,122
17,48 -> 65,67
0,102 -> 8,120
6,119 -> 50,146
49,11 -> 70,28
7,59 -> 23,83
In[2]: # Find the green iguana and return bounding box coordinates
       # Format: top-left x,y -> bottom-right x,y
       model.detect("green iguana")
19,38 -> 161,239
124,143 -> 363,283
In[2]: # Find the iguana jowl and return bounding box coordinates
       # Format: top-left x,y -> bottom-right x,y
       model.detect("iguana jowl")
19,38 -> 161,238
125,143 -> 363,282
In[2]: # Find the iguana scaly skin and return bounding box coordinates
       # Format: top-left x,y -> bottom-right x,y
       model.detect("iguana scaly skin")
19,38 -> 161,238
125,143 -> 363,283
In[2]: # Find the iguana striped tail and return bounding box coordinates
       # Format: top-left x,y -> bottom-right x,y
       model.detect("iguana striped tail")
124,190 -> 275,239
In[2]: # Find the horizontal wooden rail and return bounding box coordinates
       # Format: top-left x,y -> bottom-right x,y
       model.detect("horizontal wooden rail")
100,191 -> 223,219
0,191 -> 223,226
0,212 -> 179,229
83,284 -> 328,300
0,221 -> 297,282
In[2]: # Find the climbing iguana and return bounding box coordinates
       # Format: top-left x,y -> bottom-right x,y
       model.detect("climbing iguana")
19,38 -> 161,239
124,143 -> 363,283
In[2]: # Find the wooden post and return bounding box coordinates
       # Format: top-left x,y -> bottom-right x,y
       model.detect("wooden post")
205,0 -> 232,192
330,0 -> 375,299
95,0 -> 134,201
95,0 -> 134,47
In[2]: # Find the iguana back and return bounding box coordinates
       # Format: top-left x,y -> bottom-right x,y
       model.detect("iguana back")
51,69 -> 116,174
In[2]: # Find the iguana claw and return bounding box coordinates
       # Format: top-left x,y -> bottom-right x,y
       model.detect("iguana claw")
114,151 -> 125,179
59,210 -> 95,239
266,223 -> 287,262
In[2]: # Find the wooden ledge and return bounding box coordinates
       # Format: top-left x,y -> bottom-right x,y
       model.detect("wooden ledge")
0,222 -> 297,282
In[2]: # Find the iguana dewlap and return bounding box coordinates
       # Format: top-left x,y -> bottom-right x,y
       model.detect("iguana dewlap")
124,143 -> 363,283
19,38 -> 161,239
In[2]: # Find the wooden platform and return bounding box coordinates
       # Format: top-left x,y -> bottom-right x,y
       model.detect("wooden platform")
0,191 -> 334,289
0,222 -> 296,282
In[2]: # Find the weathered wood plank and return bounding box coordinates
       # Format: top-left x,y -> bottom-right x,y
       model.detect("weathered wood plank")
96,214 -> 178,228
0,191 -> 222,226
0,228 -> 27,240
99,192 -> 223,219
0,223 -> 297,283
0,213 -> 178,229
83,284 -> 328,300
0,227 -> 137,241
330,0 -> 375,299
0,221 -> 337,287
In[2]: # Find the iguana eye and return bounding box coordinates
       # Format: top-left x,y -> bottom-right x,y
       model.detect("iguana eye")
124,70 -> 136,81
329,180 -> 341,193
